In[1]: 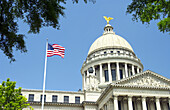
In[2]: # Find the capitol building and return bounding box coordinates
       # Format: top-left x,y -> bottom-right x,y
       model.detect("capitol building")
22,18 -> 170,110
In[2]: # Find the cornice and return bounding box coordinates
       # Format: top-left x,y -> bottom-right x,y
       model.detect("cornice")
82,101 -> 97,105
28,101 -> 83,107
111,84 -> 170,90
22,89 -> 84,94
88,46 -> 135,57
115,70 -> 170,85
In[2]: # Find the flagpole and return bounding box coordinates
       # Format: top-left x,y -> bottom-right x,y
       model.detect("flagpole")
41,38 -> 48,110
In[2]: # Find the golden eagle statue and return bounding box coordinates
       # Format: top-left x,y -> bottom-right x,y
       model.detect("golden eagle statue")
103,16 -> 113,24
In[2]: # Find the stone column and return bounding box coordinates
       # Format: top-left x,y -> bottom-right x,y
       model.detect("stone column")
132,65 -> 135,75
114,95 -> 119,110
116,62 -> 120,80
86,70 -> 89,85
87,69 -> 89,76
156,97 -> 161,110
108,63 -> 112,83
142,96 -> 147,110
93,66 -> 95,76
149,98 -> 155,110
83,73 -> 86,90
107,100 -> 110,110
136,98 -> 142,110
169,98 -> 170,110
123,97 -> 128,110
125,63 -> 128,78
137,67 -> 140,73
100,64 -> 103,83
128,96 -> 133,110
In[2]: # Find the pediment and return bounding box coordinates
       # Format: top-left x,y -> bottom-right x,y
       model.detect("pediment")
116,70 -> 170,88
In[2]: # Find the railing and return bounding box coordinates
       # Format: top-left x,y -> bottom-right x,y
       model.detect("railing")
84,53 -> 141,64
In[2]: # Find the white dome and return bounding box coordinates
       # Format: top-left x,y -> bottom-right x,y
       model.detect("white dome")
88,34 -> 133,55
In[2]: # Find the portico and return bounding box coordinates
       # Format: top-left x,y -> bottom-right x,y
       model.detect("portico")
100,95 -> 169,110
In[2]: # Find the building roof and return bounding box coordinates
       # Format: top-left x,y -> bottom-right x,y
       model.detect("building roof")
88,24 -> 133,56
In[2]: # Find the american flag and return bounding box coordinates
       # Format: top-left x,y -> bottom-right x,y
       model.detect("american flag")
47,43 -> 65,58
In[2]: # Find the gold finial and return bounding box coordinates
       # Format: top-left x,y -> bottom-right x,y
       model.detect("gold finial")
103,16 -> 113,24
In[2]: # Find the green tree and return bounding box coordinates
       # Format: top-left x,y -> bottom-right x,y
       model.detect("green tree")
0,78 -> 31,110
126,0 -> 170,33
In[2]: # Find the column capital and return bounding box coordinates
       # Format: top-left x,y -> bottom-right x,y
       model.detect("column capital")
128,95 -> 133,98
136,97 -> 141,101
142,96 -> 147,98
142,96 -> 147,101
123,97 -> 128,101
113,94 -> 119,96
113,95 -> 119,100
155,96 -> 160,99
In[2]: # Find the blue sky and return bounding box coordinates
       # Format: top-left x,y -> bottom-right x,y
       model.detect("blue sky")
0,0 -> 169,91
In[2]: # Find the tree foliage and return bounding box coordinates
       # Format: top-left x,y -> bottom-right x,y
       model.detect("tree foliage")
0,78 -> 31,110
126,0 -> 170,33
0,0 -> 66,62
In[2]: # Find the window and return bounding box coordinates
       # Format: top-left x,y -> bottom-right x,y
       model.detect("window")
120,69 -> 123,79
104,70 -> 109,82
75,96 -> 80,103
111,69 -> 116,81
110,51 -> 113,54
104,104 -> 107,110
40,95 -> 46,102
129,69 -> 132,76
154,102 -> 157,110
146,101 -> 149,110
167,102 -> 169,110
28,94 -> 34,102
104,51 -> 107,55
118,101 -> 121,110
117,51 -> 120,55
130,71 -> 133,76
52,95 -> 58,102
64,96 -> 69,103
132,101 -> 135,110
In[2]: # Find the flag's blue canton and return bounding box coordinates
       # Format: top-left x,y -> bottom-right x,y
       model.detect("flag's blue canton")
48,44 -> 54,50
